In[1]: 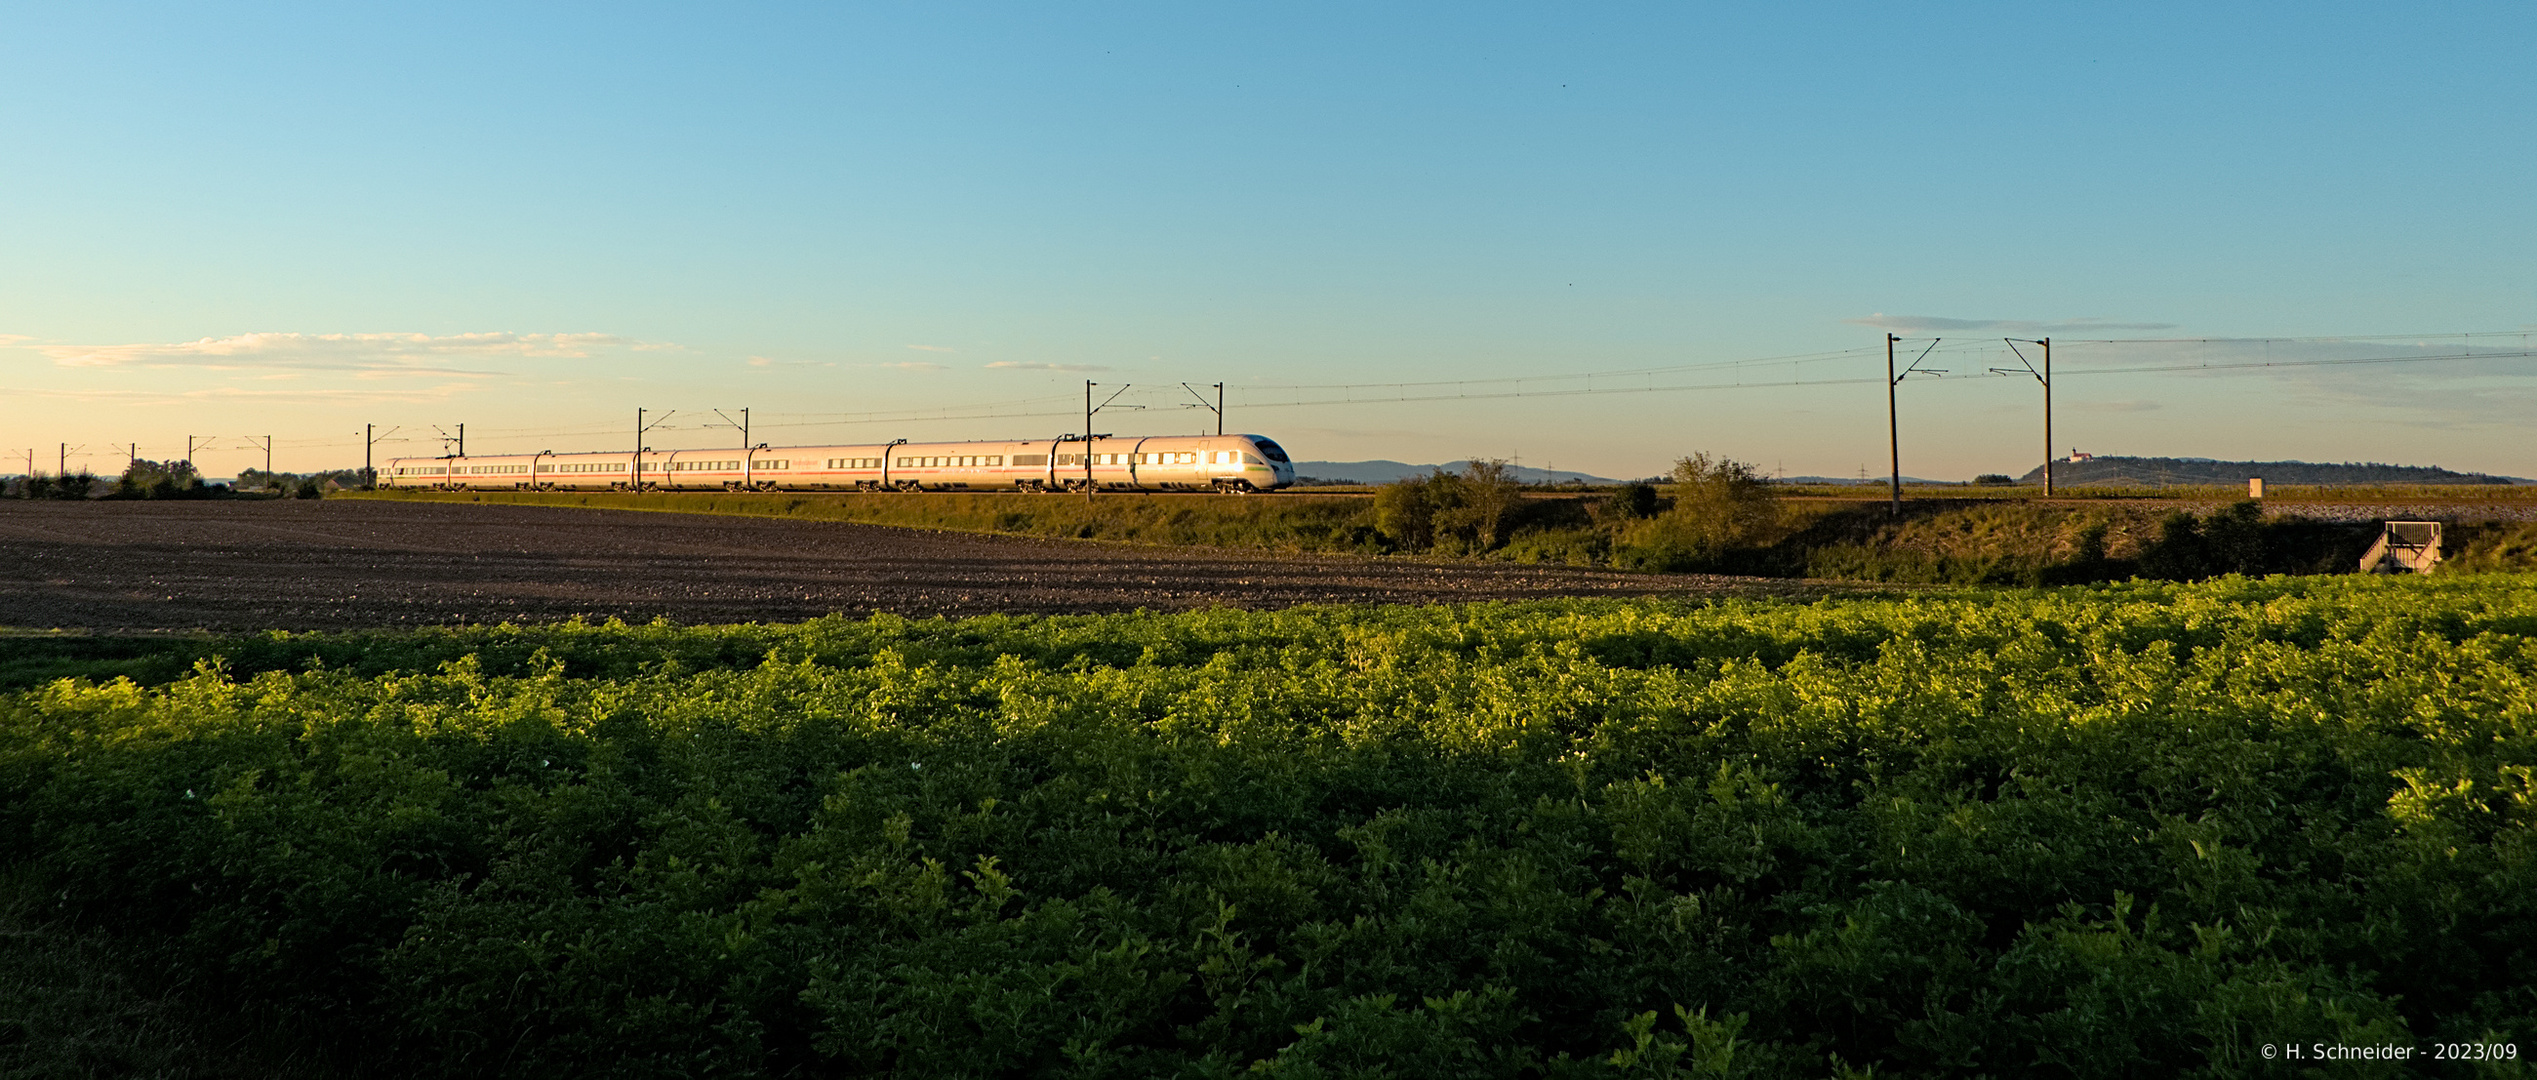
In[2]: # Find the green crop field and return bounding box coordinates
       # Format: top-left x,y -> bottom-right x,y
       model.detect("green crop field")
3,576 -> 2533,1077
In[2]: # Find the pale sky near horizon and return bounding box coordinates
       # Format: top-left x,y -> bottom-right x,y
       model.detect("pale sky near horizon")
5,2 -> 2533,480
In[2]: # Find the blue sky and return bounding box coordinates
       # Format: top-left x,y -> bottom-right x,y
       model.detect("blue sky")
4,2 -> 2532,479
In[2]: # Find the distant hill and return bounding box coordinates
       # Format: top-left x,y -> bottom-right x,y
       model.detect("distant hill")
2018,456 -> 2526,487
1291,460 -> 1621,485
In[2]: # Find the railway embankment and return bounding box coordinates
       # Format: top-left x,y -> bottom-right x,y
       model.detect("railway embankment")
340,486 -> 2537,583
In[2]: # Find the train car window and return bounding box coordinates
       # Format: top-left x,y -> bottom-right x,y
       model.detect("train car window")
1253,439 -> 1291,463
1014,454 -> 1046,466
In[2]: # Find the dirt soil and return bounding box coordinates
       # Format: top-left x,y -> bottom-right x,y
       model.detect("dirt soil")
0,500 -> 1833,632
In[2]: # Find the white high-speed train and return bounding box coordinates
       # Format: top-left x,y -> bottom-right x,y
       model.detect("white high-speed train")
380,433 -> 1297,493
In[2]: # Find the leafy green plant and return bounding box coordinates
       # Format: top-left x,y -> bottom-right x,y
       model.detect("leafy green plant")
4,575 -> 2534,1075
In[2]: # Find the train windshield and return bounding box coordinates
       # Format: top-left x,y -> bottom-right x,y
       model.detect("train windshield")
1251,439 -> 1290,463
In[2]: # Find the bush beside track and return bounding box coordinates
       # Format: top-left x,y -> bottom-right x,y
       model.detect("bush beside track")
3,576 -> 2534,1076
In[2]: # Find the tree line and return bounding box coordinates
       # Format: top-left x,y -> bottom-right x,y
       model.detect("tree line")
5,460 -> 362,500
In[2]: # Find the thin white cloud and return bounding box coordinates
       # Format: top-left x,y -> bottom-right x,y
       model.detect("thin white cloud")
750,356 -> 837,368
985,361 -> 1109,372
0,334 -> 32,346
31,331 -> 644,375
879,361 -> 946,371
906,344 -> 957,353
0,382 -> 480,406
1845,314 -> 2178,334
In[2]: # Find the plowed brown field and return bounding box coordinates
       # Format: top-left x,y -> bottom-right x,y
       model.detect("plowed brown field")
0,500 -> 1824,632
